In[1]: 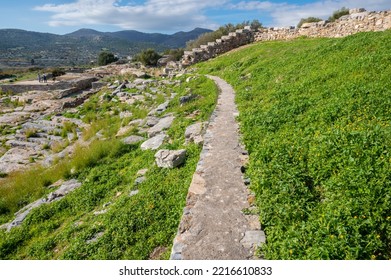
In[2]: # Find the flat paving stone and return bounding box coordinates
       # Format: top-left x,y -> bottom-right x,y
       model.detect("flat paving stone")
171,75 -> 265,260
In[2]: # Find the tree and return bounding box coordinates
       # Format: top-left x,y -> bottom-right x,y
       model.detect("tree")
164,48 -> 185,61
297,17 -> 323,28
134,49 -> 162,67
328,7 -> 349,22
98,51 -> 118,66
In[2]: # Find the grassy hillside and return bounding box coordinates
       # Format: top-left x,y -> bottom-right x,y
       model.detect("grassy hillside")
0,75 -> 217,259
197,31 -> 391,259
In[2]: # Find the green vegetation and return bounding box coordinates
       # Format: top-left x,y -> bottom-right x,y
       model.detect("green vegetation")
98,51 -> 118,66
163,48 -> 185,62
196,31 -> 391,259
328,7 -> 350,22
0,75 -> 218,259
133,49 -> 162,67
297,17 -> 322,28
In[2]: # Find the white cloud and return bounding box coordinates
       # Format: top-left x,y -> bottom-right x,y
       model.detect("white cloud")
33,0 -> 391,32
34,0 -> 228,32
232,0 -> 391,27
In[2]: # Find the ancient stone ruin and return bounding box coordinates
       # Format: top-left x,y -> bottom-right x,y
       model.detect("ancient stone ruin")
182,8 -> 391,66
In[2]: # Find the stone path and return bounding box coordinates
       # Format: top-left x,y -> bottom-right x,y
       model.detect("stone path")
171,75 -> 265,260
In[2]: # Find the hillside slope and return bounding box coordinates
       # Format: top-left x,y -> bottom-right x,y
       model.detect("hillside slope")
197,30 -> 391,259
0,28 -> 211,67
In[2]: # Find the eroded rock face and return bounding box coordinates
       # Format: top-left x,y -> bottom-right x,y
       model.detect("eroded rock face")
155,149 -> 187,168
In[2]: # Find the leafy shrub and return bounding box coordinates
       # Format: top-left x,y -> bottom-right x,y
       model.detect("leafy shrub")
328,7 -> 349,22
133,49 -> 161,67
297,17 -> 323,28
98,51 -> 118,66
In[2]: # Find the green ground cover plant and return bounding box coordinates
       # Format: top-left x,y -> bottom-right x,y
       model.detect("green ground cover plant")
197,31 -> 391,259
0,75 -> 217,259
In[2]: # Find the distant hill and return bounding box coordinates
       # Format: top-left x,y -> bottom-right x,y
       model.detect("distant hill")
0,28 -> 212,68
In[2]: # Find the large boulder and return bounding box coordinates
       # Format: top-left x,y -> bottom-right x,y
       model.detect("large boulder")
155,149 -> 187,168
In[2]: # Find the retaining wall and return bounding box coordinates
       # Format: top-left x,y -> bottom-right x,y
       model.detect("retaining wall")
181,8 -> 391,66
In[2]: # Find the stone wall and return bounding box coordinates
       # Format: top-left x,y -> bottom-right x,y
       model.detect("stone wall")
255,9 -> 391,42
181,26 -> 254,66
0,76 -> 98,95
181,8 -> 391,66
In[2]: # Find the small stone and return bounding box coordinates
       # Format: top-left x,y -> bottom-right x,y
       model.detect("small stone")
134,176 -> 146,185
86,232 -> 104,244
136,168 -> 148,176
155,149 -> 187,168
93,209 -> 107,215
146,116 -> 160,127
241,230 -> 266,248
129,190 -> 139,197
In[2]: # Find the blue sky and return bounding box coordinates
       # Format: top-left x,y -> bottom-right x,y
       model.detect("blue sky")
1,0 -> 390,34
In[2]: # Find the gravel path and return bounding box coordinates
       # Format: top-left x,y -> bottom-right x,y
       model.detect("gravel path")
170,75 -> 265,260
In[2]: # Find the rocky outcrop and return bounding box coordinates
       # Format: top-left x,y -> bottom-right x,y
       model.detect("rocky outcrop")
4,179 -> 81,231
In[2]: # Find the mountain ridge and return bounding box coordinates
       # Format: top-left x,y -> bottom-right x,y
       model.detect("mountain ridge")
0,27 -> 212,67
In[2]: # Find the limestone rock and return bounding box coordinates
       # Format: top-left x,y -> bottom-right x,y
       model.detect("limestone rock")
140,133 -> 167,150
180,94 -> 198,105
185,122 -> 207,145
148,115 -> 175,137
241,230 -> 266,248
122,135 -> 144,145
145,116 -> 160,127
155,149 -> 187,168
46,179 -> 82,203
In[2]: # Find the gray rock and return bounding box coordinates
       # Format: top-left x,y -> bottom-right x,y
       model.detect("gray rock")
129,119 -> 144,127
148,115 -> 175,137
86,232 -> 104,244
146,116 -> 160,127
134,176 -> 146,185
46,179 -> 82,203
155,149 -> 187,168
140,133 -> 167,150
240,230 -> 266,248
156,101 -> 170,113
93,209 -> 108,215
136,168 -> 148,176
148,101 -> 170,116
180,94 -> 198,105
185,122 -> 207,145
7,199 -> 46,231
122,135 -> 144,145
129,190 -> 139,197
